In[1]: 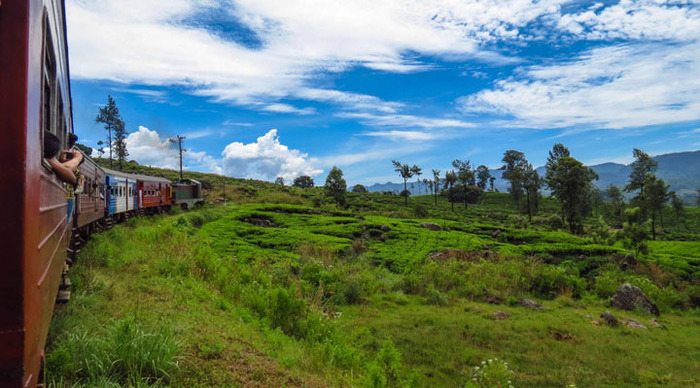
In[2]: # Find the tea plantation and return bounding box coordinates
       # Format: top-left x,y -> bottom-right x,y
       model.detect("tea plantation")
46,184 -> 700,387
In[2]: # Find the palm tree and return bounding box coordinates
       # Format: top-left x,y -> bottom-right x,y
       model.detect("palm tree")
444,170 -> 457,211
392,160 -> 415,206
412,165 -> 422,194
432,169 -> 440,206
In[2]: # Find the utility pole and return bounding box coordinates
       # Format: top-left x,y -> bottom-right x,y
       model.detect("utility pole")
169,135 -> 186,181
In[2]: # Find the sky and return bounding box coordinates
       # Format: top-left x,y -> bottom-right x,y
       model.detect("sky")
66,0 -> 700,185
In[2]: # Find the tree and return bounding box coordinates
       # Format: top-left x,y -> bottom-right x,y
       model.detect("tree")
522,163 -> 542,222
476,165 -> 491,190
324,166 -> 347,207
489,176 -> 496,192
697,188 -> 700,206
95,95 -> 125,168
74,143 -> 93,156
620,207 -> 650,256
392,160 -> 416,206
293,175 -> 314,188
625,148 -> 658,202
443,170 -> 457,211
96,140 -> 105,158
644,176 -> 670,240
501,150 -> 527,207
113,119 -> 129,170
413,165 -> 423,194
545,149 -> 598,234
671,193 -> 684,225
432,169 -> 440,206
275,177 -> 285,185
606,185 -> 625,228
351,184 -> 368,193
452,159 -> 474,209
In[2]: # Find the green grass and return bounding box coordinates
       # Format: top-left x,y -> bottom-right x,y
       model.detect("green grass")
46,186 -> 700,387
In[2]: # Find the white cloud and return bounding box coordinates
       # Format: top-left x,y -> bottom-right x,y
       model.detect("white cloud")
66,0 -> 564,109
460,42 -> 700,129
124,126 -> 223,174
338,112 -> 474,129
261,103 -> 316,115
362,130 -> 439,141
557,1 -> 700,41
221,129 -> 321,181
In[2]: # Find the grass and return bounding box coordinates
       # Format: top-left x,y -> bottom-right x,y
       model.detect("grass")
46,186 -> 700,387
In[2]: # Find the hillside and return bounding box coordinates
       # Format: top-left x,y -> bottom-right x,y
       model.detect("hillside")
46,167 -> 700,387
369,150 -> 700,203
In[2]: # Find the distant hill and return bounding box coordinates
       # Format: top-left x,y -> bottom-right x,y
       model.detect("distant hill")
368,150 -> 700,204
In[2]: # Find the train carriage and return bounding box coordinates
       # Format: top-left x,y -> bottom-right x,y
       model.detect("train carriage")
172,179 -> 205,209
74,155 -> 106,234
103,168 -> 136,219
0,0 -> 75,385
134,174 -> 172,213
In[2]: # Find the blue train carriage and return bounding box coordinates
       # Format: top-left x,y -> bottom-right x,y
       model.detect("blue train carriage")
103,168 -> 139,221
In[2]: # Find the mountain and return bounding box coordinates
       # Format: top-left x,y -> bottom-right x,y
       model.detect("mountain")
367,150 -> 700,203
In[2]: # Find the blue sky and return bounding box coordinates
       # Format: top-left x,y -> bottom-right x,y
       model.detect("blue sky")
66,0 -> 700,185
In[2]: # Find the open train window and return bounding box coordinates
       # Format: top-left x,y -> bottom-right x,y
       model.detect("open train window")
41,12 -> 63,169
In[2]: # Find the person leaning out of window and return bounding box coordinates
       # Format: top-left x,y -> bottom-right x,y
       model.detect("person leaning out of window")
44,131 -> 83,223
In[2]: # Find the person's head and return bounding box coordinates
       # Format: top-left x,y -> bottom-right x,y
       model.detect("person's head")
68,133 -> 78,148
43,131 -> 61,159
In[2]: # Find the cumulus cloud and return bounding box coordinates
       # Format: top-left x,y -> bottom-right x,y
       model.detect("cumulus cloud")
557,0 -> 700,41
123,126 -> 223,174
460,42 -> 700,129
66,0 -> 564,109
221,129 -> 322,181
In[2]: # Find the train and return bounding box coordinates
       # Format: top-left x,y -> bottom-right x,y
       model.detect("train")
0,1 -> 203,386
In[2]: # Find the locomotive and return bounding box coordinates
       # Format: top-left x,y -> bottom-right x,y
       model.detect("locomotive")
0,1 -> 203,386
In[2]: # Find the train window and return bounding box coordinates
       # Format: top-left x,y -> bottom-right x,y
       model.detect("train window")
41,13 -> 61,167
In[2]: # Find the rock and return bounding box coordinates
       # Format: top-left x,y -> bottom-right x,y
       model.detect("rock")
518,299 -> 543,310
611,283 -> 660,316
600,311 -> 619,327
483,295 -> 503,305
420,222 -> 442,231
490,311 -> 509,320
550,330 -> 575,341
492,229 -> 501,238
622,319 -> 647,329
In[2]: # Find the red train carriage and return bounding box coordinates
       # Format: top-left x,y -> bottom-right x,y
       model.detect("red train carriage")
134,174 -> 172,213
0,0 -> 74,386
74,155 -> 106,235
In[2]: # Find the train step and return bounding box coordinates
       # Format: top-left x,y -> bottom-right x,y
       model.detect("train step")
60,276 -> 71,290
56,290 -> 71,304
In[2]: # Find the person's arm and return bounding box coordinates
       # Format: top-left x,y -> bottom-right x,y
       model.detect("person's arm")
60,150 -> 84,171
47,157 -> 78,185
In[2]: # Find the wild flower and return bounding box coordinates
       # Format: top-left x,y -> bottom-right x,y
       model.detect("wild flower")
464,357 -> 515,388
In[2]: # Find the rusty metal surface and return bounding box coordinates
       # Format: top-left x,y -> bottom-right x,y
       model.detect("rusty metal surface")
1,1 -> 73,386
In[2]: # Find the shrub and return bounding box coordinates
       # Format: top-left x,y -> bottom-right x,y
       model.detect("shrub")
414,204 -> 429,218
465,358 -> 515,388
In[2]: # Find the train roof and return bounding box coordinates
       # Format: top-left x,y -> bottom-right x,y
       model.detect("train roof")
102,168 -> 171,183
173,178 -> 201,185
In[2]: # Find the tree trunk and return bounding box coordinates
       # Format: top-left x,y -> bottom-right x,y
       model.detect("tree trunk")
651,211 -> 656,240
403,179 -> 408,206
108,126 -> 113,168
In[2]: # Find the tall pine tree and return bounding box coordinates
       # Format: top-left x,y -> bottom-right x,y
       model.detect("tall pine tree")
96,95 -> 127,169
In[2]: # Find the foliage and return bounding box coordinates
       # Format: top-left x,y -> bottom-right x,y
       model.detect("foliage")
392,160 -> 421,206
352,184 -> 368,193
501,150 -> 527,206
544,146 -> 598,234
95,95 -> 126,169
46,172 -> 700,387
293,175 -> 315,188
324,166 -> 347,207
465,358 -> 515,388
